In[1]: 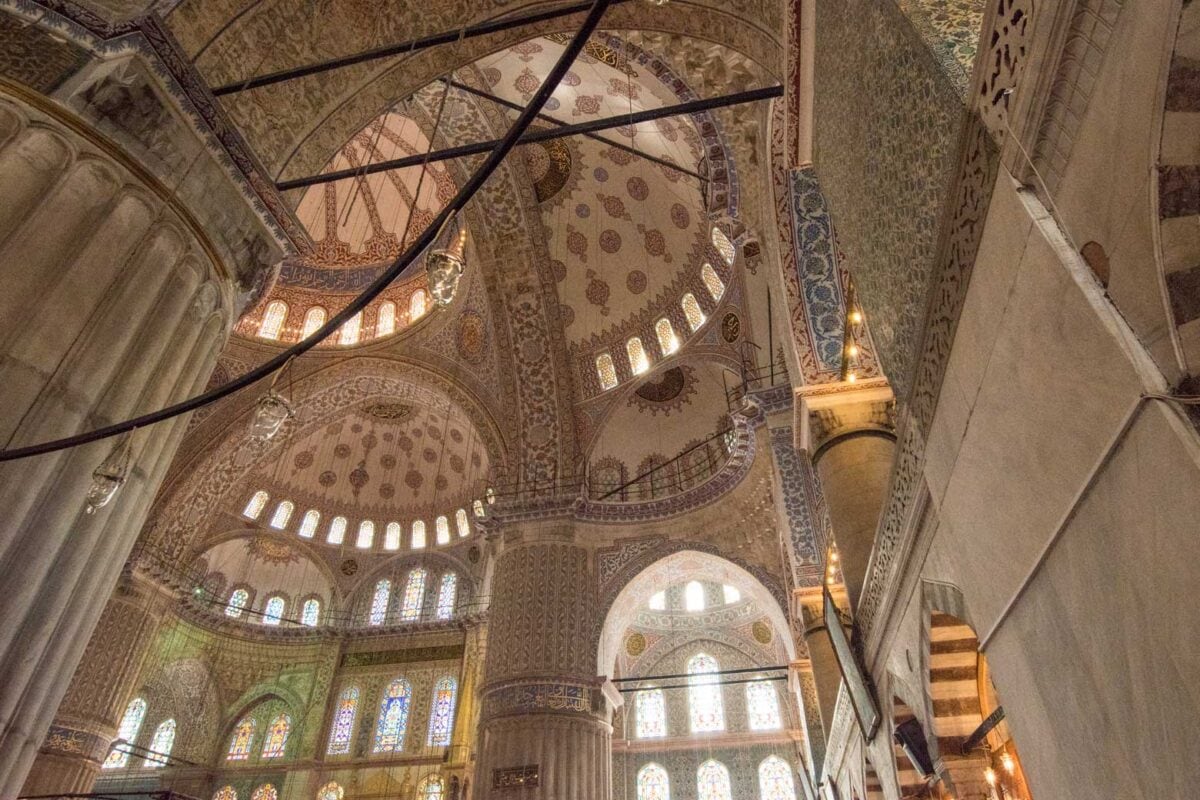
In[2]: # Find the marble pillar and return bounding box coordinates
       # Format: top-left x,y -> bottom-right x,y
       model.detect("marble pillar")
799,591 -> 841,766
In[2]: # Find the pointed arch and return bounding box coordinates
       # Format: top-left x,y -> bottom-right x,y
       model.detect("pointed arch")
103,697 -> 147,768
373,677 -> 413,753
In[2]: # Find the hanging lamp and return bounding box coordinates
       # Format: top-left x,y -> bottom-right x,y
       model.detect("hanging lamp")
250,357 -> 295,441
85,432 -> 133,514
427,214 -> 467,308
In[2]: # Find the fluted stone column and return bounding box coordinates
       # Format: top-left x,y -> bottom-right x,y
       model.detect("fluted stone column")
475,529 -> 612,800
798,589 -> 841,769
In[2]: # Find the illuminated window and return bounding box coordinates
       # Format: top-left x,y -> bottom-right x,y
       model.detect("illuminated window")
412,520 -> 427,549
681,293 -> 706,331
696,759 -> 732,800
417,776 -> 445,800
338,312 -> 362,346
684,580 -> 705,612
261,713 -> 291,758
455,508 -> 470,537
746,681 -> 782,730
687,654 -> 725,733
758,756 -> 797,800
326,688 -> 359,755
427,676 -> 457,746
356,520 -> 375,549
243,491 -> 269,519
251,785 -> 278,800
701,263 -> 726,301
635,689 -> 667,738
103,697 -> 146,768
376,301 -> 397,337
263,595 -> 285,625
655,318 -> 679,356
369,579 -> 391,626
227,716 -> 256,761
722,585 -> 741,604
410,289 -> 428,321
436,573 -> 458,620
486,487 -> 496,504
298,510 -> 320,538
711,226 -> 736,266
648,591 -> 666,611
373,678 -> 412,753
596,353 -> 618,390
626,337 -> 650,375
637,763 -> 670,800
472,499 -> 485,517
385,522 -> 402,551
327,516 -> 347,545
145,718 -> 175,768
435,515 -> 450,545
225,589 -> 249,618
301,598 -> 320,626
213,787 -> 237,800
301,307 -> 326,339
259,301 -> 288,340
316,783 -> 343,800
269,501 -> 293,529
400,569 -> 427,621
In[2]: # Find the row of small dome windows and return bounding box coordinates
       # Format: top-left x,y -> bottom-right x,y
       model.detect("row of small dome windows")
224,590 -> 323,626
594,264 -> 725,391
257,290 -> 429,344
647,581 -> 741,612
242,490 -> 490,549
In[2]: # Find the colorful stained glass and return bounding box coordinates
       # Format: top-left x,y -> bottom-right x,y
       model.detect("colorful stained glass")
339,311 -> 362,345
251,785 -> 278,800
326,687 -> 359,755
696,760 -> 732,800
684,581 -> 705,611
626,336 -> 650,375
410,289 -> 428,320
213,786 -> 237,800
711,226 -> 736,266
243,491 -> 269,519
427,676 -> 457,745
417,776 -> 444,800
637,762 -> 670,800
301,598 -> 321,626
376,301 -> 396,337
145,718 -> 175,767
385,522 -> 402,550
298,509 -> 320,538
701,262 -> 726,300
400,569 -> 427,621
328,516 -> 347,545
746,680 -> 782,730
369,579 -> 391,626
261,713 -> 290,758
225,589 -> 249,618
263,596 -> 285,625
687,654 -> 724,733
455,508 -> 470,537
596,353 -> 618,390
372,678 -> 412,753
103,697 -> 146,768
356,520 -> 375,549
436,573 -> 457,620
635,689 -> 667,738
316,782 -> 343,800
681,293 -> 706,331
758,755 -> 797,800
227,716 -> 256,761
269,500 -> 293,529
435,515 -> 450,545
412,520 -> 427,549
259,301 -> 288,339
301,307 -> 326,339
655,318 -> 679,355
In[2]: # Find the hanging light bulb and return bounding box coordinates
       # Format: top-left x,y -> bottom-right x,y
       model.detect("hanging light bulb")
847,343 -> 859,357
849,308 -> 863,325
251,391 -> 293,441
847,372 -> 858,384
984,768 -> 997,786
428,226 -> 467,308
1001,753 -> 1015,774
85,434 -> 132,514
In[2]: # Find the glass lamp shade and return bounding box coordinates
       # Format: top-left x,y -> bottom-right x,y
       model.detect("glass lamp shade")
85,437 -> 131,514
251,392 -> 293,441
426,249 -> 465,308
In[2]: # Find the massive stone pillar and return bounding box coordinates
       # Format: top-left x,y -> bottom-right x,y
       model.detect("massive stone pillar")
798,589 -> 840,763
474,527 -> 611,800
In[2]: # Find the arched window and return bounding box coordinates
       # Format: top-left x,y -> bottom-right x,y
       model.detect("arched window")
417,776 -> 444,800
427,676 -> 457,746
356,520 -> 375,549
213,787 -> 237,800
684,580 -> 705,611
701,263 -> 726,301
722,584 -> 741,604
637,763 -> 670,800
626,336 -> 650,375
596,353 -> 618,390
225,589 -> 249,618
263,595 -> 286,625
327,516 -> 347,545
687,654 -> 724,732
711,226 -> 736,266
103,697 -> 147,768
259,301 -> 288,339
410,289 -> 428,321
746,681 -> 782,730
243,490 -> 269,519
301,307 -> 326,339
486,486 -> 496,504
635,688 -> 667,738
145,718 -> 175,767
472,499 -> 485,517
758,756 -> 797,800
655,318 -> 679,355
251,785 -> 278,800
455,508 -> 470,537
436,573 -> 458,620
412,520 -> 427,549
648,591 -> 666,610
269,501 -> 294,529
696,759 -> 733,800
338,311 -> 362,346
301,598 -> 321,627
400,569 -> 427,621
227,716 -> 256,761
681,293 -> 706,331
434,515 -> 450,545
385,522 -> 402,551
376,301 -> 397,337
316,783 -> 343,800
369,579 -> 391,626
298,509 -> 320,538
261,713 -> 291,759
326,688 -> 359,755
373,677 -> 412,753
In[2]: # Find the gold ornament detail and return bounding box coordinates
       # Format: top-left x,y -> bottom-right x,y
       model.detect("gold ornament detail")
752,619 -> 773,644
625,632 -> 647,657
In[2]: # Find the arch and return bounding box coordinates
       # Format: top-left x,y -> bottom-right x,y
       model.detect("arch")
260,712 -> 291,758
427,676 -> 457,746
376,300 -> 397,336
696,759 -> 732,800
686,653 -> 725,733
326,686 -> 360,755
103,696 -> 147,768
301,306 -> 326,339
758,756 -> 797,800
373,677 -> 413,753
400,568 -> 428,621
637,762 -> 670,800
436,572 -> 458,619
416,775 -> 444,800
144,718 -> 176,767
258,300 -> 287,339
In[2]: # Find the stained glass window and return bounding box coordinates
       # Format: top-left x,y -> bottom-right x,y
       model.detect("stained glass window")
648,591 -> 665,610
301,598 -> 321,626
684,580 -> 705,611
213,786 -> 237,800
412,520 -> 427,549
269,501 -> 293,529
417,776 -> 444,800
261,713 -> 291,758
328,516 -> 347,545
400,569 -> 427,621
243,491 -> 269,519
410,289 -> 428,321
701,263 -> 726,301
357,520 -> 375,549
627,337 -> 650,375
226,589 -> 249,618
637,762 -> 670,800
259,301 -> 288,340
711,227 -> 736,266
696,759 -> 732,800
376,301 -> 396,337
746,680 -> 782,730
302,307 -> 326,339
436,573 -> 458,620
722,585 -> 741,604
596,353 -> 618,390
251,785 -> 278,800
472,499 -> 485,517
145,718 -> 175,767
385,522 -> 402,551
687,654 -> 725,733
316,783 -> 343,800
103,697 -> 146,768
759,756 -> 797,800
635,688 -> 667,738
455,508 -> 470,537
681,293 -> 706,331
263,595 -> 285,625
326,688 -> 359,755
427,676 -> 457,746
339,312 -> 362,346
298,509 -> 320,538
369,579 -> 391,626
227,716 -> 256,760
372,678 -> 412,753
655,318 -> 679,356
433,515 -> 449,545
